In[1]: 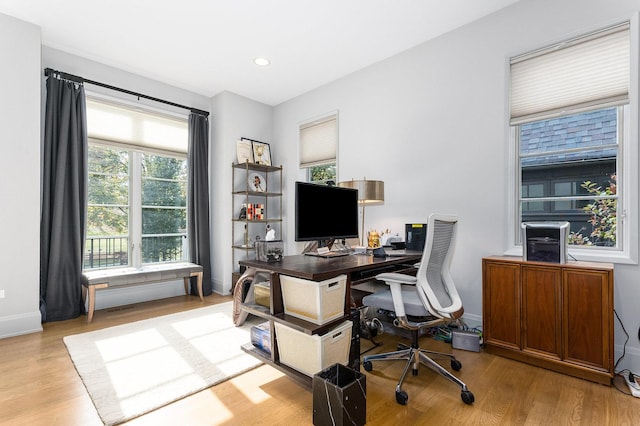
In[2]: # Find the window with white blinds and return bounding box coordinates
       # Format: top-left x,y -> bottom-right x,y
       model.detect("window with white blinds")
508,20 -> 637,263
86,98 -> 188,154
299,113 -> 337,168
510,22 -> 630,125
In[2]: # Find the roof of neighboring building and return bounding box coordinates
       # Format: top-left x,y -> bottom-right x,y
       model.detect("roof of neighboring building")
520,108 -> 617,167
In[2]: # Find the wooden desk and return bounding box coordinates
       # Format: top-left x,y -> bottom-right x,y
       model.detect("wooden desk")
238,253 -> 421,386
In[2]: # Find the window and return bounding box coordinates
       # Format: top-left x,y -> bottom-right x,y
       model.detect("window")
518,107 -> 620,246
299,113 -> 337,183
509,22 -> 636,262
85,98 -> 188,269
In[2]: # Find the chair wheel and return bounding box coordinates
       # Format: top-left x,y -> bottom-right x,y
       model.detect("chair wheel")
451,359 -> 462,371
461,390 -> 475,405
396,390 -> 409,405
363,361 -> 373,371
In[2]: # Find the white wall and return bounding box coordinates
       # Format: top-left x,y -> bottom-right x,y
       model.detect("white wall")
0,13 -> 42,338
273,0 -> 640,372
210,91 -> 273,295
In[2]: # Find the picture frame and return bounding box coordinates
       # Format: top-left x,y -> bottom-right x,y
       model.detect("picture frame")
252,141 -> 272,166
236,139 -> 254,164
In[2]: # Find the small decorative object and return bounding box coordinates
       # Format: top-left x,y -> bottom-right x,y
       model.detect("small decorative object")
368,230 -> 381,248
243,224 -> 249,247
265,224 -> 276,241
246,203 -> 265,220
248,172 -> 266,192
239,203 -> 247,219
236,139 -> 254,164
252,140 -> 272,166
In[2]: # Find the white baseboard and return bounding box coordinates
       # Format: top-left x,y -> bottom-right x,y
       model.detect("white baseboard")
462,312 -> 482,330
615,343 -> 640,374
0,310 -> 43,339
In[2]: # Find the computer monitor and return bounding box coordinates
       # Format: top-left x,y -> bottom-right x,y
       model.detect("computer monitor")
294,181 -> 359,247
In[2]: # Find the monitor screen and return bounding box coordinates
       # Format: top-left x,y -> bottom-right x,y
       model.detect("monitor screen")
295,181 -> 359,243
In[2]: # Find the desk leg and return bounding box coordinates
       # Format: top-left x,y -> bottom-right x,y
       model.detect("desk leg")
186,272 -> 204,301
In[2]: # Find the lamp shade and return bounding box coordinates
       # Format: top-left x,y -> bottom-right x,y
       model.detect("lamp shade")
337,179 -> 384,205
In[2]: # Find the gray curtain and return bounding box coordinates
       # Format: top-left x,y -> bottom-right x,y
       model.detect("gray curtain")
40,75 -> 88,322
187,113 -> 212,295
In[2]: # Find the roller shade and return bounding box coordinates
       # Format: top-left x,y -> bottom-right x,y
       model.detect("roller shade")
86,98 -> 188,153
299,114 -> 337,168
510,22 -> 629,125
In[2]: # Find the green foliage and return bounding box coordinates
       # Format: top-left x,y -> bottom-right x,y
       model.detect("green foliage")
309,163 -> 336,183
141,154 -> 187,262
87,146 -> 129,237
569,174 -> 617,246
86,146 -> 187,266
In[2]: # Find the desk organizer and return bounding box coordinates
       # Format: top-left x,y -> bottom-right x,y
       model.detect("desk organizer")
275,320 -> 352,377
255,240 -> 284,262
280,274 -> 347,324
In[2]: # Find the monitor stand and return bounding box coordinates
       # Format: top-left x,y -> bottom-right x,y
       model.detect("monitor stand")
304,246 -> 350,258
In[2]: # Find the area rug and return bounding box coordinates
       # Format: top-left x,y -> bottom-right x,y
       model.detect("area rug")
63,302 -> 263,425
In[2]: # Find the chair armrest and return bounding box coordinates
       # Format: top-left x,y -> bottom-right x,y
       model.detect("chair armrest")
376,272 -> 417,286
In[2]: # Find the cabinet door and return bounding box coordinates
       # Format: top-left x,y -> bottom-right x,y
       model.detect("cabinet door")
521,265 -> 562,359
483,261 -> 520,349
563,268 -> 613,372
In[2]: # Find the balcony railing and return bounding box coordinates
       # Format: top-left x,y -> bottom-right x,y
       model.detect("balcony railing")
84,235 -> 187,270
84,236 -> 129,269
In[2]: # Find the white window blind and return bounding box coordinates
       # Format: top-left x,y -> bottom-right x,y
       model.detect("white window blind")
510,22 -> 630,125
86,98 -> 188,154
299,114 -> 337,168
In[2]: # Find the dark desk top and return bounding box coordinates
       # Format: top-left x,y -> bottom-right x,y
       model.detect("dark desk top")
239,253 -> 422,282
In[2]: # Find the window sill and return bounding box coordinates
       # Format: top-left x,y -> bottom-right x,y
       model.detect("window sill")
503,246 -> 637,265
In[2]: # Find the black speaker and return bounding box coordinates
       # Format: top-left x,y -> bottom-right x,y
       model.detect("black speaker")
405,223 -> 427,251
521,222 -> 569,263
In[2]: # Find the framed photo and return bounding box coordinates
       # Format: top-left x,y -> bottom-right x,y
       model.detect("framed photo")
236,139 -> 254,164
252,141 -> 272,166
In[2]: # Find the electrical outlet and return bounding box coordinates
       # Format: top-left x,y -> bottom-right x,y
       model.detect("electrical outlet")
0,289 -> 4,298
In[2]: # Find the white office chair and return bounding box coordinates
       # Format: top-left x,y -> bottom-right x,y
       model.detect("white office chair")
361,214 -> 474,405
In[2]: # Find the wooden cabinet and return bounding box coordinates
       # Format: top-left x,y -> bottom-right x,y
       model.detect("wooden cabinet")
482,256 -> 614,385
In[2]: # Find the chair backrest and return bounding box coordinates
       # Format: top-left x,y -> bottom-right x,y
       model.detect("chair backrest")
414,214 -> 462,318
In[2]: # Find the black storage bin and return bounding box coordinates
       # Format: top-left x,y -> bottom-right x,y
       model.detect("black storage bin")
313,363 -> 366,426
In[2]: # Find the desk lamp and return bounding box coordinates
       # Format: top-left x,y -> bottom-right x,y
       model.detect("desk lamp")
337,179 -> 384,247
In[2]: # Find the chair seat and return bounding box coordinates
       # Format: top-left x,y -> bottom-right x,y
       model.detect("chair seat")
362,288 -> 429,317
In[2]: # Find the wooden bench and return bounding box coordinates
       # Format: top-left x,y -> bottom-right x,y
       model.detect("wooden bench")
82,262 -> 204,322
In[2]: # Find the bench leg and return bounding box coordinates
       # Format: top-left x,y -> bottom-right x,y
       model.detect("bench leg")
85,283 -> 108,323
184,272 -> 204,301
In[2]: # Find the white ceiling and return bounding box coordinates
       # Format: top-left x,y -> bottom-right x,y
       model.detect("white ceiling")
0,0 -> 520,106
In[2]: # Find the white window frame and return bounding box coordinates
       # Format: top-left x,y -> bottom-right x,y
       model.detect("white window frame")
85,95 -> 189,270
298,111 -> 339,183
506,18 -> 638,264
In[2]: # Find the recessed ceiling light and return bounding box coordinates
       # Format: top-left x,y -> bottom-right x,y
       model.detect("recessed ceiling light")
253,57 -> 270,67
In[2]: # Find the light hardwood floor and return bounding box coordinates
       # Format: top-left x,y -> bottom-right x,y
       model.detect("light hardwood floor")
1,294 -> 639,425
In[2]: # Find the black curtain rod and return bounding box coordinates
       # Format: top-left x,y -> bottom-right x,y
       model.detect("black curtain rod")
44,67 -> 209,117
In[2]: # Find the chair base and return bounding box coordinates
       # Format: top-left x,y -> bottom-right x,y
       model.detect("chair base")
362,330 -> 474,405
